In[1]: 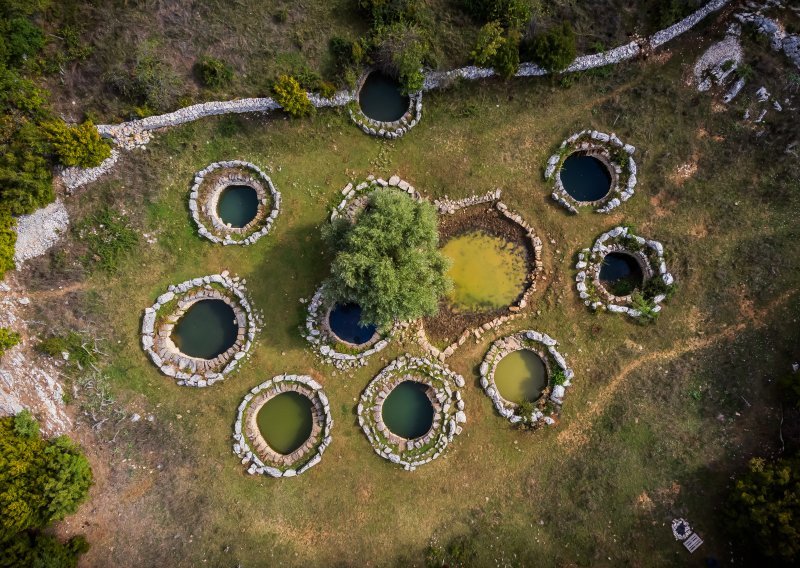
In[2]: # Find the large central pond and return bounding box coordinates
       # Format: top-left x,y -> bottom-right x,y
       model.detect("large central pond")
328,303 -> 377,345
358,71 -> 409,122
442,231 -> 528,312
171,299 -> 238,359
256,391 -> 314,455
494,349 -> 547,404
217,184 -> 259,228
559,154 -> 612,202
382,381 -> 434,440
599,252 -> 644,296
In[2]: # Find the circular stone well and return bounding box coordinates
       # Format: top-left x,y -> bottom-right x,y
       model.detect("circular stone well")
358,355 -> 466,470
480,330 -> 574,427
327,303 -> 378,346
141,272 -> 258,387
576,226 -> 675,319
349,70 -> 422,139
544,130 -> 638,214
190,160 -> 281,245
233,374 -> 332,478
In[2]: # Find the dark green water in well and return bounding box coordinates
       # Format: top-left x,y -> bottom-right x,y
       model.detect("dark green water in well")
494,350 -> 547,404
382,381 -> 434,440
559,154 -> 612,202
171,299 -> 238,359
328,303 -> 376,345
599,252 -> 644,296
358,71 -> 409,122
256,391 -> 314,455
217,185 -> 259,228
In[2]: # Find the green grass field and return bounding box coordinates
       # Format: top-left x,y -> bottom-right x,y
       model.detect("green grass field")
37,22 -> 800,567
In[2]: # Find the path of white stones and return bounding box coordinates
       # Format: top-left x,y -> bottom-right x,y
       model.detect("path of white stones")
545,130 -> 637,214
190,161 -> 281,246
233,375 -> 333,478
480,331 -> 574,427
576,226 -> 674,318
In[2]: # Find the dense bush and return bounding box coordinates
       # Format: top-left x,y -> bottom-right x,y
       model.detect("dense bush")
196,56 -> 233,89
0,412 -> 93,541
0,327 -> 21,358
37,330 -> 97,368
527,21 -> 576,72
493,29 -> 521,78
728,456 -> 800,563
471,20 -> 505,66
0,16 -> 45,67
272,74 -> 314,117
358,0 -> 426,27
43,120 -> 110,168
323,189 -> 450,329
2,532 -> 89,568
374,22 -> 429,93
461,0 -> 536,29
0,213 -> 17,277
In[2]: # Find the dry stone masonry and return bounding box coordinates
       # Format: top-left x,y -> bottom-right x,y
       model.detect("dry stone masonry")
575,226 -> 674,319
303,285 -> 391,370
330,175 -> 421,222
141,272 -> 260,386
545,130 -> 638,214
480,331 -> 574,427
349,70 -> 422,139
233,375 -> 333,478
357,355 -> 466,471
189,161 -> 281,245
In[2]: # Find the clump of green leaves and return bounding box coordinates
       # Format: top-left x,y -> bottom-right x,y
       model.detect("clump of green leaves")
74,207 -> 138,273
323,189 -> 451,329
272,74 -> 314,117
630,292 -> 659,323
43,120 -> 111,168
551,368 -> 567,386
471,20 -> 505,65
37,331 -> 98,369
0,327 -> 21,358
196,56 -> 233,89
374,22 -> 429,93
527,21 -> 577,73
727,456 -> 800,563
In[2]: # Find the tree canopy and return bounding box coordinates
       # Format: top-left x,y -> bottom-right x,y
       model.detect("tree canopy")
323,189 -> 450,329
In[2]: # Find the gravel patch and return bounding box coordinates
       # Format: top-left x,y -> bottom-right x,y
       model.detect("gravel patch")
13,199 -> 69,267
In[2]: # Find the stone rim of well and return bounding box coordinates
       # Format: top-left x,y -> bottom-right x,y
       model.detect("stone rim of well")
190,160 -> 281,245
140,271 -> 258,387
233,374 -> 333,478
357,354 -> 466,471
576,226 -> 675,318
416,190 -> 543,362
330,174 -> 421,222
544,129 -> 638,214
303,284 -> 391,369
480,330 -> 574,427
348,68 -> 422,139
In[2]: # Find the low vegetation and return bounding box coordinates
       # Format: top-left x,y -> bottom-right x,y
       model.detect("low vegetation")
43,120 -> 111,168
196,56 -> 234,89
0,327 -> 21,358
272,74 -> 315,117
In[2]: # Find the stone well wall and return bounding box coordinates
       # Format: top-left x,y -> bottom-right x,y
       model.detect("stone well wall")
575,226 -> 675,318
544,130 -> 638,214
141,272 -> 259,386
330,175 -> 421,222
233,374 -> 333,478
357,355 -> 465,471
349,70 -> 423,139
190,161 -> 281,245
479,331 -> 574,428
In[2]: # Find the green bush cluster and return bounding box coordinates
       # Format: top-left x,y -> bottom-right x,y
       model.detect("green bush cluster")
272,74 -> 315,117
196,56 -> 233,89
43,119 -> 111,168
525,21 -> 577,73
323,189 -> 451,329
466,1 -> 534,78
373,22 -> 429,93
0,327 -> 21,358
37,330 -> 98,369
0,410 -> 92,566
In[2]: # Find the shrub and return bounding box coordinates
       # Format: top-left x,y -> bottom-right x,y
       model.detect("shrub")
359,0 -> 425,26
630,292 -> 659,323
374,22 -> 429,93
493,29 -> 521,78
0,121 -> 54,216
528,21 -> 577,73
323,189 -> 451,329
3,532 -> 89,568
12,409 -> 38,438
196,56 -> 233,89
471,20 -> 505,66
1,16 -> 45,67
728,456 -> 800,563
37,331 -> 98,369
105,46 -> 180,112
461,0 -> 535,29
0,327 -> 21,358
0,413 -> 93,540
74,207 -> 138,273
43,120 -> 111,168
272,74 -> 314,118
329,36 -> 356,72
551,368 -> 567,386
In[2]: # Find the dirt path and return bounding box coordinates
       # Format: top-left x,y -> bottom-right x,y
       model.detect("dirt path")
558,290 -> 798,450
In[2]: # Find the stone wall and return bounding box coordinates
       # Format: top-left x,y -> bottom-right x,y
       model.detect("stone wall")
141,272 -> 260,386
233,374 -> 333,478
479,331 -> 574,427
357,355 -> 465,471
330,175 -> 421,222
545,130 -> 637,214
349,70 -> 423,138
189,160 -> 281,245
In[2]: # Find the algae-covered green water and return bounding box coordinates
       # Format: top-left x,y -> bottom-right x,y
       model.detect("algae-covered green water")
494,349 -> 547,404
256,392 -> 314,455
442,231 -> 528,312
171,299 -> 238,359
382,381 -> 434,440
